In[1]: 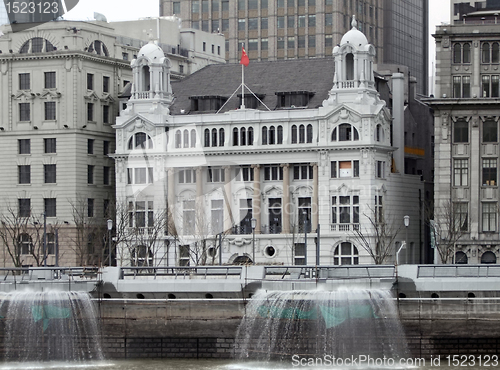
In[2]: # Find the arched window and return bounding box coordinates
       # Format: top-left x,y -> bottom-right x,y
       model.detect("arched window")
175,131 -> 182,148
463,43 -> 471,63
277,126 -> 283,144
212,128 -> 217,147
306,124 -> 313,143
481,251 -> 497,264
219,128 -> 225,146
455,251 -> 468,264
333,124 -> 359,141
483,43 -> 491,63
333,242 -> 359,265
493,43 -> 500,63
142,66 -> 151,92
291,125 -> 298,144
131,245 -> 153,267
183,130 -> 189,148
299,124 -> 305,143
269,126 -> 276,144
18,233 -> 33,255
453,43 -> 462,64
248,127 -> 254,145
128,132 -> 153,150
204,129 -> 210,147
233,127 -> 239,146
262,126 -> 268,145
87,40 -> 109,56
241,127 -> 247,146
190,129 -> 196,148
346,53 -> 354,80
19,37 -> 55,53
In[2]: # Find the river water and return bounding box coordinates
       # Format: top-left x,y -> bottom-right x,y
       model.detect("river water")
0,358 -> 499,370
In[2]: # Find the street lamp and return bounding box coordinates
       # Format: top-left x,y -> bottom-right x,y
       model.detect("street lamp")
251,217 -> 257,264
107,219 -> 113,266
404,215 -> 410,264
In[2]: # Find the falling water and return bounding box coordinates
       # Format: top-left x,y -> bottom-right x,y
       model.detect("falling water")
0,291 -> 104,362
236,289 -> 409,362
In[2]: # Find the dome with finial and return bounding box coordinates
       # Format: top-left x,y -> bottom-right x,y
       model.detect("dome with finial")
340,15 -> 369,48
137,30 -> 165,62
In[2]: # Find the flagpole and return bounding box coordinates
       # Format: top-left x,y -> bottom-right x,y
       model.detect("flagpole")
241,46 -> 245,109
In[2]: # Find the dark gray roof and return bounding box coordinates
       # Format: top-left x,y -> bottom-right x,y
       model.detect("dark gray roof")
170,58 -> 337,115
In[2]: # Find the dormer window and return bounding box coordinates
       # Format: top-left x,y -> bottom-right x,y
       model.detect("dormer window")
332,124 -> 359,141
87,40 -> 109,57
189,95 -> 227,112
275,91 -> 314,108
238,93 -> 265,109
128,132 -> 153,150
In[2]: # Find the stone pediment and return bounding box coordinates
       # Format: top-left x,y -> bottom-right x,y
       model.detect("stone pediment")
100,93 -> 116,104
84,91 -> 100,101
119,114 -> 157,133
12,91 -> 35,101
39,90 -> 62,100
329,106 -> 361,124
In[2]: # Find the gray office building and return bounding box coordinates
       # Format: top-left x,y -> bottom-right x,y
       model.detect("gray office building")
160,0 -> 429,95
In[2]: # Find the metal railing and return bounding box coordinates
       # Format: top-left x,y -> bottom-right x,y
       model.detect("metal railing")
119,266 -> 243,279
418,265 -> 500,278
0,266 -> 100,282
264,265 -> 395,280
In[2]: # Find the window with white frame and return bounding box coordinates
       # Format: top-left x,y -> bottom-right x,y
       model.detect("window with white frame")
211,199 -> 224,234
207,167 -> 225,182
454,159 -> 468,186
264,165 -> 283,181
483,158 -> 497,186
454,202 -> 469,232
453,75 -> 471,98
332,196 -> 359,226
179,245 -> 190,266
294,243 -> 306,265
331,160 -> 359,178
179,168 -> 197,183
482,202 -> 497,232
333,242 -> 359,265
236,166 -> 254,181
375,195 -> 383,223
128,132 -> 153,150
298,197 -> 311,233
127,167 -> 154,184
293,164 -> 313,180
332,123 -> 359,141
128,200 -> 154,229
182,200 -> 195,235
237,199 -> 252,234
131,245 -> 153,267
376,161 -> 385,178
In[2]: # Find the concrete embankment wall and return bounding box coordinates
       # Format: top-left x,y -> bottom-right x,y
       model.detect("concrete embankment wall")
98,297 -> 500,360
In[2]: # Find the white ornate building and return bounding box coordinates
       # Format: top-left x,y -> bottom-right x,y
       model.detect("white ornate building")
114,19 -> 425,267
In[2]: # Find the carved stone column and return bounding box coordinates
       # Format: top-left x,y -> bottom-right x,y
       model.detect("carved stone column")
224,166 -> 233,233
312,162 -> 319,232
281,163 -> 290,234
167,168 -> 175,234
252,164 -> 261,234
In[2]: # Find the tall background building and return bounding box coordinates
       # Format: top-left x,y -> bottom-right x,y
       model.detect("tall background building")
159,0 -> 428,94
0,2 -> 8,26
451,0 -> 500,22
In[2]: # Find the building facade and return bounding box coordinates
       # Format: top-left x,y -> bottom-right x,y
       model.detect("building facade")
426,15 -> 500,264
114,21 -> 425,267
159,0 -> 428,95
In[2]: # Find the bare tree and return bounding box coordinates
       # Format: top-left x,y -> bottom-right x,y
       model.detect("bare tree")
429,199 -> 467,264
352,206 -> 402,265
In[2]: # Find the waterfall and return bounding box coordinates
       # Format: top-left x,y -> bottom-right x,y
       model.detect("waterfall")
0,291 -> 104,362
236,289 -> 409,362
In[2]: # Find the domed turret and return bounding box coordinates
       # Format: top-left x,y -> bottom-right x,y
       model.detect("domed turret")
138,41 -> 166,62
340,16 -> 369,49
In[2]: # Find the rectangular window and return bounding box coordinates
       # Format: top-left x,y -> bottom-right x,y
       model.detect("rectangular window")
482,202 -> 497,232
87,139 -> 94,154
483,158 -> 497,186
18,198 -> 30,217
308,14 -> 316,27
44,198 -> 56,217
44,102 -> 56,120
103,105 -> 110,124
261,38 -> 268,50
325,13 -> 333,26
88,198 -> 94,218
483,120 -> 498,142
454,159 -> 468,186
18,139 -> 30,154
88,165 -> 94,184
483,75 -> 490,97
237,199 -> 253,234
179,245 -> 190,266
376,161 -> 385,178
248,17 -> 258,30
87,103 -> 94,121
103,140 -> 110,155
454,202 -> 469,231
264,165 -> 283,181
179,168 -> 197,183
453,76 -> 461,98
183,200 -> 196,235
44,72 -> 56,89
103,166 -> 110,185
332,196 -> 359,226
294,243 -> 306,265
454,120 -> 469,143
237,166 -> 253,181
463,76 -> 471,98
18,165 -> 30,184
308,35 -> 316,48
277,16 -> 285,29
103,76 -> 110,93
19,73 -> 30,90
268,198 -> 282,234
19,103 -> 30,121
261,17 -> 268,29
298,15 -> 306,27
211,199 -> 224,234
238,19 -> 245,31
44,164 -> 56,183
44,138 -> 56,153
87,73 -> 94,90
207,167 -> 225,182
492,75 -> 500,97
293,164 -> 313,180
298,197 -> 311,232
287,15 -> 295,28
375,195 -> 383,223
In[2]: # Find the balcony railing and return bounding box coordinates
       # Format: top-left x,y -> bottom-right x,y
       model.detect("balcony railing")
330,223 -> 360,232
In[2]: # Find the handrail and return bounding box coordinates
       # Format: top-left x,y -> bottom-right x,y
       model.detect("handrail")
119,266 -> 243,280
418,264 -> 500,278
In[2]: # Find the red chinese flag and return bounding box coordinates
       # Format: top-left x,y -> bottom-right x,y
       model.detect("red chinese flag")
240,46 -> 249,67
